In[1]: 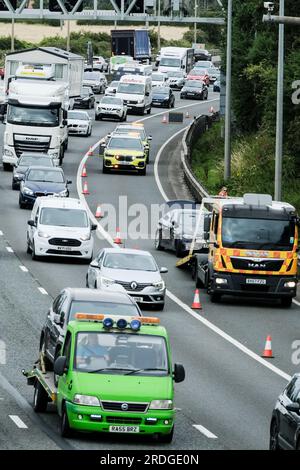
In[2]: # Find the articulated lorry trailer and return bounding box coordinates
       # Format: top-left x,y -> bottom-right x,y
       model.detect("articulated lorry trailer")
179,193 -> 299,307
111,29 -> 151,63
2,48 -> 84,170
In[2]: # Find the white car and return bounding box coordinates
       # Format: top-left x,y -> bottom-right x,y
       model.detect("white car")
151,72 -> 168,88
27,196 -> 97,262
95,96 -> 127,122
67,110 -> 92,137
105,80 -> 120,96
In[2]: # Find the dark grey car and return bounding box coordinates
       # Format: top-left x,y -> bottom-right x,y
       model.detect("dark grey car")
12,153 -> 54,190
39,287 -> 142,371
180,80 -> 208,100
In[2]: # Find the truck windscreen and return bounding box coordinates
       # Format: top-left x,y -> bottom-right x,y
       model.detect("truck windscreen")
160,58 -> 181,67
7,104 -> 59,127
221,217 -> 295,251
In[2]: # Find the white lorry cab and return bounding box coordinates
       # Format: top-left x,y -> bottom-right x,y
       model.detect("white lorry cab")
158,47 -> 194,75
3,73 -> 68,169
116,74 -> 152,115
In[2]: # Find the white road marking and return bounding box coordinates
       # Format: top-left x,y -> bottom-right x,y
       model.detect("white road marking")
0,230 -> 3,236
167,289 -> 291,382
38,287 -> 48,295
6,246 -> 13,253
293,298 -> 300,307
9,415 -> 28,429
193,424 -> 218,439
19,265 -> 28,273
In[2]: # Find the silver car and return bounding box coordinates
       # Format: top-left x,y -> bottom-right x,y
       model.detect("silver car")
67,110 -> 92,137
86,248 -> 167,310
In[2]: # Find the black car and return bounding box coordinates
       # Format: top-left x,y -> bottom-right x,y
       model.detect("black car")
270,373 -> 300,450
152,86 -> 175,108
39,288 -> 142,371
74,87 -> 95,109
180,80 -> 208,100
19,166 -> 71,209
194,49 -> 212,62
12,153 -> 54,190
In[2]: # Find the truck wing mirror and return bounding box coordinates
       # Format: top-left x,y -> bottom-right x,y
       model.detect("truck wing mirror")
54,356 -> 67,376
91,223 -> 98,231
173,363 -> 185,383
27,219 -> 36,227
286,402 -> 300,413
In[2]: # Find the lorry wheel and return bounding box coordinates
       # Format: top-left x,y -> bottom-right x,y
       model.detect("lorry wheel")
33,381 -> 48,413
3,163 -> 11,171
281,297 -> 292,308
60,403 -> 73,438
192,262 -> 203,288
175,241 -> 184,258
157,426 -> 174,443
155,229 -> 164,251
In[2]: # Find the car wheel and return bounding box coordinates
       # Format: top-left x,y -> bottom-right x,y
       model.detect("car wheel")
154,303 -> 165,311
54,348 -> 61,387
281,297 -> 292,308
155,229 -> 164,251
60,403 -> 73,438
26,240 -> 32,254
147,107 -> 151,115
12,182 -> 18,190
40,336 -> 53,371
31,242 -> 39,261
138,166 -> 146,176
19,196 -> 26,209
157,426 -> 174,443
3,163 -> 11,171
33,381 -> 48,413
269,420 -> 280,450
102,163 -> 108,174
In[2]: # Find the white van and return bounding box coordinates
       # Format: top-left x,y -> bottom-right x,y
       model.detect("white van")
116,74 -> 152,115
26,196 -> 97,262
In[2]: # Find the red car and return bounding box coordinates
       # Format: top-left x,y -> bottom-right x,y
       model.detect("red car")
0,67 -> 5,79
187,67 -> 210,86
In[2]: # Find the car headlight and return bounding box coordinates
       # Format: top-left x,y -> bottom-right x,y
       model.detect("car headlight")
152,280 -> 165,291
22,186 -> 34,195
4,148 -> 14,157
149,400 -> 173,410
80,233 -> 91,241
59,189 -> 68,196
14,173 -> 23,179
100,276 -> 115,288
79,124 -> 88,128
73,394 -> 101,407
37,231 -> 50,238
49,151 -> 59,158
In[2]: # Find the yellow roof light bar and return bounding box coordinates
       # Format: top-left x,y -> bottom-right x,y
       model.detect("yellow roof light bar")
75,313 -> 105,321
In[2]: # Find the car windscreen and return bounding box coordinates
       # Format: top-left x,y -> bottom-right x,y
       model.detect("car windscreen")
221,217 -> 295,250
69,301 -> 138,321
185,81 -> 202,88
108,137 -> 143,151
117,83 -> 145,95
18,157 -> 53,167
68,112 -> 88,121
115,128 -> 145,139
153,88 -> 169,94
153,74 -> 165,81
81,88 -> 90,96
74,332 -> 169,375
84,72 -> 101,80
167,71 -> 183,78
101,97 -> 123,105
27,169 -> 64,183
103,252 -> 157,271
40,208 -> 89,227
189,69 -> 205,76
179,212 -> 202,233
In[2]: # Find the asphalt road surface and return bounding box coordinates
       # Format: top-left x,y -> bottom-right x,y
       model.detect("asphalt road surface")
0,89 -> 298,450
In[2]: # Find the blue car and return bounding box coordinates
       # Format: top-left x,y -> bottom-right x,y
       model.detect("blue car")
19,166 -> 71,209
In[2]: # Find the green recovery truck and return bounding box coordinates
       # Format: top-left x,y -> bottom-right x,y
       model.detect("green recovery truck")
23,313 -> 185,443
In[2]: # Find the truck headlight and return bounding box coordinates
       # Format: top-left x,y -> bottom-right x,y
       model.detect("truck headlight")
73,394 -> 101,406
4,148 -> 14,157
284,281 -> 296,288
37,231 -> 50,238
215,278 -> 228,285
152,280 -> 165,291
80,233 -> 91,241
23,186 -> 34,195
149,400 -> 173,410
101,276 -> 115,288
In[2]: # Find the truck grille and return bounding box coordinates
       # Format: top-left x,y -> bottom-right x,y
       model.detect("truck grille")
13,134 -> 50,158
231,258 -> 284,272
241,284 -> 270,293
101,401 -> 148,412
48,238 -> 81,247
115,281 -> 152,292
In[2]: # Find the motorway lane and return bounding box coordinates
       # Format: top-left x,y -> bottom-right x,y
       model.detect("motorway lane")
0,91 -> 226,450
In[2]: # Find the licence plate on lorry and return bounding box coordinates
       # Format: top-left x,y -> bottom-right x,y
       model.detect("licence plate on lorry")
246,279 -> 266,285
109,425 -> 139,433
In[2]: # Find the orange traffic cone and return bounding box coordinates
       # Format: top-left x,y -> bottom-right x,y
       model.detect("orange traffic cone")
95,204 -> 102,218
82,180 -> 90,195
185,110 -> 190,118
87,146 -> 93,156
113,227 -> 122,245
162,114 -> 168,124
262,335 -> 274,358
81,164 -> 87,177
191,289 -> 202,309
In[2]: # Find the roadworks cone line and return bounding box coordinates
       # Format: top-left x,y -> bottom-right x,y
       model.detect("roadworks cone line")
82,180 -> 89,195
262,335 -> 274,358
87,146 -> 93,156
95,204 -> 102,218
113,228 -> 122,245
191,288 -> 202,309
81,164 -> 87,177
